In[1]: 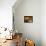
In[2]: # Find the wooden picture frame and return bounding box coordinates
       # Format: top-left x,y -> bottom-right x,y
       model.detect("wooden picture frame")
24,16 -> 33,23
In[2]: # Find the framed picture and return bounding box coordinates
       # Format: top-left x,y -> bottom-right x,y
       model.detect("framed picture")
24,16 -> 33,23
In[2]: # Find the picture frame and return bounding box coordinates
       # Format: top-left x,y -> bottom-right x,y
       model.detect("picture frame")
24,16 -> 33,23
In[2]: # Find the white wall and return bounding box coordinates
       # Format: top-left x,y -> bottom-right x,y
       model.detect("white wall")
41,0 -> 46,46
0,0 -> 16,29
13,0 -> 41,46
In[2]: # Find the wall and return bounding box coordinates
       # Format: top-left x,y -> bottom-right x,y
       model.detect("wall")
0,0 -> 16,30
41,0 -> 46,46
13,0 -> 41,46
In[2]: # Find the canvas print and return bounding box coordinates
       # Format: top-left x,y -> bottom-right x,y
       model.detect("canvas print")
24,16 -> 33,23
